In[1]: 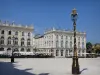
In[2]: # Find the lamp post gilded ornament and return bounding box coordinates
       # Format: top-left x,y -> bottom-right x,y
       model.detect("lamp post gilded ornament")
71,8 -> 80,74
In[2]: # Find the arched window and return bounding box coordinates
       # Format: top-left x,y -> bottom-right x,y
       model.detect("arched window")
21,38 -> 24,46
1,36 -> 4,39
27,48 -> 30,52
8,37 -> 11,45
27,38 -> 30,46
0,36 -> 4,44
1,30 -> 4,34
65,41 -> 68,48
27,38 -> 30,41
21,38 -> 24,41
8,37 -> 11,39
15,38 -> 18,45
21,48 -> 24,52
0,47 -> 4,51
14,48 -> 19,52
7,48 -> 11,51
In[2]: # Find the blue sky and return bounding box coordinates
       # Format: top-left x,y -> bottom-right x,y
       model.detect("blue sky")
0,0 -> 100,43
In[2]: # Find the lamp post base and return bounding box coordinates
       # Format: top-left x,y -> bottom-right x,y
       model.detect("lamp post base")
11,56 -> 14,63
72,56 -> 80,74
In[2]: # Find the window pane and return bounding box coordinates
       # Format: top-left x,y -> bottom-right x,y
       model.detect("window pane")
21,48 -> 24,51
1,30 -> 4,34
15,31 -> 18,35
8,31 -> 11,35
27,49 -> 30,52
22,32 -> 24,36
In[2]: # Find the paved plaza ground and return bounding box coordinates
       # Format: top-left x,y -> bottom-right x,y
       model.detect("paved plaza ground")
0,58 -> 100,75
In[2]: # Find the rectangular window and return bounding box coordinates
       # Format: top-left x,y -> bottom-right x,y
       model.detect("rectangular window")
70,36 -> 72,40
82,42 -> 84,48
1,30 -> 4,34
15,41 -> 18,45
78,42 -> 80,48
56,50 -> 59,56
8,41 -> 11,45
78,37 -> 80,41
61,35 -> 63,39
27,42 -> 30,46
65,41 -> 68,48
15,31 -> 18,35
61,50 -> 63,56
21,42 -> 24,46
66,36 -> 68,40
22,32 -> 24,36
56,35 -> 58,39
28,32 -> 30,36
56,40 -> 59,47
1,40 -> 4,44
61,41 -> 63,47
8,31 -> 11,35
70,41 -> 72,48
82,37 -> 84,41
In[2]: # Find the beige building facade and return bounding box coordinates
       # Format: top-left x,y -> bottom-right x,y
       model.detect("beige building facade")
0,20 -> 34,56
34,28 -> 86,57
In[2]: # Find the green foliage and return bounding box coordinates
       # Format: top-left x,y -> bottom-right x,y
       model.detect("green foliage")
86,42 -> 92,53
93,43 -> 100,54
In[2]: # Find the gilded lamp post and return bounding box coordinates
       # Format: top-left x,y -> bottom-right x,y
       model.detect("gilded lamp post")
71,8 -> 80,74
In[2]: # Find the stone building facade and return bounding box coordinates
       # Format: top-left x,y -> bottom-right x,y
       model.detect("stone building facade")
34,28 -> 86,57
0,20 -> 34,56
0,20 -> 86,58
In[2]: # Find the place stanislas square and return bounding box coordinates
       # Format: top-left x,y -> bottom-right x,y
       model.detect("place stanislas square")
0,58 -> 100,75
0,8 -> 100,75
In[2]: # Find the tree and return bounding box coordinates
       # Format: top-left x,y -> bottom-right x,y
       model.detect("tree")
86,42 -> 92,53
94,43 -> 100,54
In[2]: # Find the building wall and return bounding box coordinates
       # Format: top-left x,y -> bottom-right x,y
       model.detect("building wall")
34,28 -> 86,57
0,21 -> 34,55
0,21 -> 86,58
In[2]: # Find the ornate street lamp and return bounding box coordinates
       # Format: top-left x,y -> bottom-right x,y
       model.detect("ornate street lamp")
11,36 -> 15,63
71,8 -> 80,74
